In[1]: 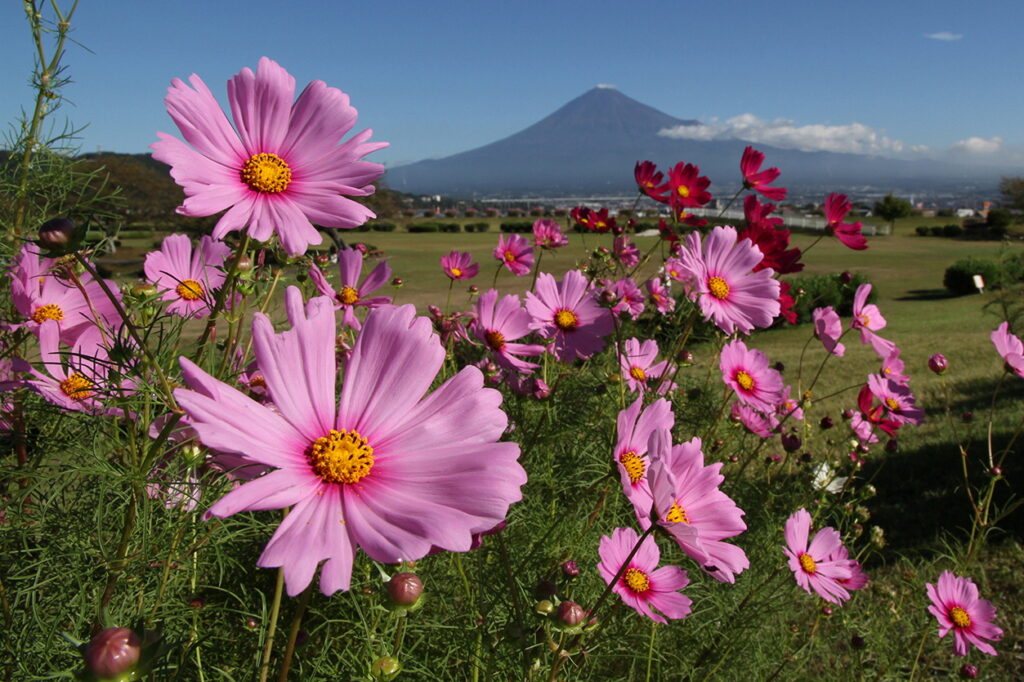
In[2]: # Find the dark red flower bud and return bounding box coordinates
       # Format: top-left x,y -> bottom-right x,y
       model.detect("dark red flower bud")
839,271 -> 853,284
557,601 -> 586,627
928,353 -> 948,375
773,361 -> 785,372
391,277 -> 404,287
562,560 -> 579,578
990,465 -> 1003,477
850,634 -> 866,649
959,663 -> 979,679
84,627 -> 141,679
885,439 -> 898,453
819,416 -> 834,430
842,409 -> 855,420
468,285 -> 479,293
38,217 -> 77,251
387,573 -> 423,606
821,605 -> 833,616
677,349 -> 694,364
962,411 -> 974,423
728,455 -> 739,463
781,433 -> 802,453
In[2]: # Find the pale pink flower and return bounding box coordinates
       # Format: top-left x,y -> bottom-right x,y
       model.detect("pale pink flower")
783,508 -> 855,604
532,219 -> 568,249
880,350 -> 911,385
731,402 -> 778,438
493,234 -> 534,276
472,289 -> 544,375
18,321 -> 117,415
614,397 -> 674,527
151,57 -> 386,256
174,289 -> 526,596
144,234 -> 231,318
645,277 -> 675,314
619,338 -> 675,396
991,322 -> 1024,377
852,284 -> 895,358
598,526 -> 692,624
812,306 -> 845,357
525,270 -> 613,362
927,571 -> 1003,657
867,374 -> 924,427
677,225 -> 780,335
308,247 -> 392,330
606,278 -> 645,320
440,251 -> 479,280
613,235 -> 640,268
720,339 -> 784,413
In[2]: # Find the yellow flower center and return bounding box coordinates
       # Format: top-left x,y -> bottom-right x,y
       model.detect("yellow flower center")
618,450 -> 645,484
554,309 -> 579,331
450,267 -> 463,278
665,501 -> 690,524
338,286 -> 360,306
885,397 -> 900,411
32,303 -> 64,323
707,276 -> 730,300
503,250 -> 516,263
485,329 -> 506,352
308,429 -> 375,484
249,374 -> 266,388
629,366 -> 646,382
676,185 -> 691,198
735,370 -> 755,392
950,606 -> 971,629
175,279 -> 205,301
858,314 -> 870,327
622,567 -> 650,593
798,553 -> 817,574
240,152 -> 292,193
60,373 -> 94,401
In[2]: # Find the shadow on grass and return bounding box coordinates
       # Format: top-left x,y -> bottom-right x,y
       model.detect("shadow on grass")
862,431 -> 1023,558
922,375 -> 1024,419
896,288 -> 957,301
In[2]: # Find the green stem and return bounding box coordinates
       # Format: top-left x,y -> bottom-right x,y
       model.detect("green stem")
276,585 -> 313,682
258,568 -> 285,682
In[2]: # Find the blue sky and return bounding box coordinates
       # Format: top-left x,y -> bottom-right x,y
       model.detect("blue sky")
2,0 -> 1022,168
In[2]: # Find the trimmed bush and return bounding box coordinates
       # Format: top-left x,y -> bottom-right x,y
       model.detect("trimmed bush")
942,224 -> 963,238
500,221 -> 533,233
370,221 -> 397,232
408,222 -> 440,233
915,226 -> 930,236
929,226 -> 944,236
464,222 -> 490,233
943,258 -> 1002,296
438,223 -> 461,233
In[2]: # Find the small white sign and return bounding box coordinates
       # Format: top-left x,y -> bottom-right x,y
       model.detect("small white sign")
973,274 -> 986,294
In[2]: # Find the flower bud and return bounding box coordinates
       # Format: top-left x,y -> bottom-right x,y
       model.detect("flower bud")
38,217 -> 79,253
561,560 -> 579,578
962,411 -> 974,423
235,253 -> 253,272
728,455 -> 739,463
990,465 -> 1003,477
468,284 -> 479,294
677,349 -> 694,365
850,634 -> 866,649
800,452 -> 813,463
532,379 -> 552,400
371,656 -> 402,680
839,271 -> 853,284
245,617 -> 259,629
84,627 -> 141,679
820,605 -> 833,616
131,282 -> 158,297
386,573 -> 423,606
773,361 -> 785,372
391,277 -> 404,287
819,416 -> 834,430
959,663 -> 979,679
557,601 -> 586,627
534,599 -> 555,615
781,433 -> 802,453
885,439 -> 898,453
928,353 -> 948,375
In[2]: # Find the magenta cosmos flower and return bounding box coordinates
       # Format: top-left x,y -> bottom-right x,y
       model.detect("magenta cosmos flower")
740,146 -> 787,201
678,226 -> 780,335
645,277 -> 675,315
926,571 -> 1003,657
720,339 -> 784,413
597,526 -> 692,624
144,234 -> 231,318
606,277 -> 645,320
525,270 -> 613,362
440,251 -> 479,281
824,193 -> 868,251
9,244 -> 123,345
151,57 -> 387,256
493,234 -> 534,276
308,247 -> 392,330
647,430 -> 749,583
991,322 -> 1024,377
18,321 -> 117,415
472,289 -> 545,375
532,219 -> 568,249
619,338 -> 675,396
174,288 -> 526,596
783,508 -> 855,604
615,397 -> 674,526
851,283 -> 895,358
813,306 -> 846,357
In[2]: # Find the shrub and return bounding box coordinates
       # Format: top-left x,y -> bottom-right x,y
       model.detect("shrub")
500,221 -> 533,233
464,222 -> 489,233
370,221 -> 396,232
929,226 -> 944,236
785,272 -> 874,324
915,226 -> 930,236
942,224 -> 963,238
438,223 -> 461,233
407,222 -> 440,233
943,258 -> 1002,296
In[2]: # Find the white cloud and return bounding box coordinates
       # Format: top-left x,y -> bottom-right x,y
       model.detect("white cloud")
595,83 -> 616,89
925,31 -> 963,41
949,136 -> 1003,155
658,114 -> 906,155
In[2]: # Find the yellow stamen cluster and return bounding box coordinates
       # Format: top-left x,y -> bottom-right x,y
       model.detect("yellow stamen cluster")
308,429 -> 375,484
338,286 -> 360,306
735,370 -> 755,391
485,329 -> 506,352
676,185 -> 691,198
622,567 -> 650,593
449,267 -> 463,278
60,373 -> 94,401
665,501 -> 690,524
884,397 -> 900,411
629,366 -> 647,382
503,250 -> 516,263
798,553 -> 817,575
32,303 -> 64,324
950,606 -> 971,629
707,276 -> 730,300
554,309 -> 579,331
240,152 -> 292,193
175,279 -> 205,301
618,450 -> 645,484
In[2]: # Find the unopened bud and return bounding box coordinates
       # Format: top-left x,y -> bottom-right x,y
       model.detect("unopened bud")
562,561 -> 579,578
534,599 -> 555,615
468,284 -> 479,293
842,409 -> 855,420
781,433 -> 802,453
386,573 -> 423,606
84,627 -> 141,679
928,353 -> 948,375
839,271 -> 853,284
850,634 -> 866,649
962,411 -> 974,423
371,656 -> 402,680
819,416 -> 834,429
235,253 -> 253,272
391,277 -> 404,287
773,361 -> 785,372
37,217 -> 77,252
557,601 -> 586,627
959,663 -> 979,679
677,349 -> 694,364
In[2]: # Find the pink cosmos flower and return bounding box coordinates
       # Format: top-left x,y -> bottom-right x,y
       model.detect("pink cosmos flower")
532,219 -> 568,249
440,251 -> 479,281
720,339 -> 784,413
9,244 -> 123,345
597,526 -> 692,624
813,306 -> 846,357
525,270 -> 613,362
645,277 -> 675,314
926,571 -> 1003,657
867,374 -> 924,427
850,411 -> 880,445
829,545 -> 868,592
308,247 -> 392,330
614,397 -> 674,526
613,235 -> 640,268
472,289 -> 545,375
151,57 -> 386,256
857,385 -> 901,438
634,161 -> 670,203
144,234 -> 231,318
647,430 -> 749,583
777,385 -> 804,422
606,278 -> 645,320
18,321 -> 117,415
731,402 -> 778,438
851,283 -> 894,358
824,193 -> 868,251
880,350 -> 910,385
991,322 -> 1024,377
783,508 -> 855,604
174,289 -> 526,596
740,146 -> 787,201
493,234 -> 534,276
677,226 -> 780,335
619,338 -> 675,396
